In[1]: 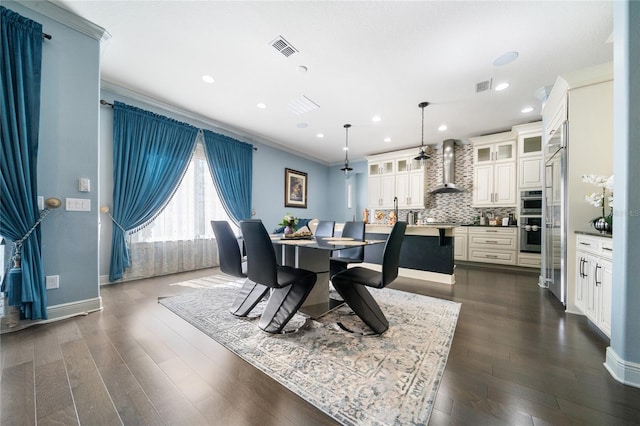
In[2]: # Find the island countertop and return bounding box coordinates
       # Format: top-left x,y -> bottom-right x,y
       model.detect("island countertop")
365,223 -> 458,237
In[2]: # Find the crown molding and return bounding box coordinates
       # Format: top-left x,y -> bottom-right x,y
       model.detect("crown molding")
100,81 -> 330,166
15,0 -> 111,43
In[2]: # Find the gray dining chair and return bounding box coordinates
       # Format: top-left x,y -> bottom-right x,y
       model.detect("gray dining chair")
329,221 -> 366,278
314,220 -> 335,238
240,220 -> 317,333
331,221 -> 407,334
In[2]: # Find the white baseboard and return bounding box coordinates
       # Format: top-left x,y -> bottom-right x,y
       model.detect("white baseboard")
1,297 -> 103,334
47,297 -> 103,319
359,263 -> 455,285
605,346 -> 640,389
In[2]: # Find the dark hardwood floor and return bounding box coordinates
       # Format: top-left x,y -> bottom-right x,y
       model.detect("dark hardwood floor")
2,265 -> 639,425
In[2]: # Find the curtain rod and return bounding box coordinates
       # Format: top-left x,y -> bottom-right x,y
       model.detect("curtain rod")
98,99 -> 257,150
43,33 -> 51,40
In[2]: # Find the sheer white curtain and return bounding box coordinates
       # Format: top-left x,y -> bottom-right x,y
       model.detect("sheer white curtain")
130,142 -> 235,243
123,142 -> 234,280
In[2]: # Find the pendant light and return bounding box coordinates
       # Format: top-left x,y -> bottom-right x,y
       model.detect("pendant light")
414,101 -> 431,161
340,123 -> 353,175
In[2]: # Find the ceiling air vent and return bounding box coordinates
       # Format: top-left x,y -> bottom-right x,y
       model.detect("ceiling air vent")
288,95 -> 320,116
476,78 -> 492,93
270,36 -> 298,57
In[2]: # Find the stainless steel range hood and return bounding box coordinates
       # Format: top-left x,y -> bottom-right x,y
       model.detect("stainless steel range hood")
430,139 -> 463,194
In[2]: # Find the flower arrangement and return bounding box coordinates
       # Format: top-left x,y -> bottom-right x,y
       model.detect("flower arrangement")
278,213 -> 299,230
582,174 -> 613,229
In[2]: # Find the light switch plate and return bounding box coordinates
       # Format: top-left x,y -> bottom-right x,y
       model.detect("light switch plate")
66,198 -> 91,211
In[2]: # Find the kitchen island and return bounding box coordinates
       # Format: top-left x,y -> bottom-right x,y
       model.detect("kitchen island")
362,223 -> 458,284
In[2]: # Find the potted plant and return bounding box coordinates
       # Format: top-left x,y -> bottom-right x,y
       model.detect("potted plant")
582,174 -> 613,234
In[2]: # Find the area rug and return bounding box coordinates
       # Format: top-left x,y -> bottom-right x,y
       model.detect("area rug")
160,277 -> 461,426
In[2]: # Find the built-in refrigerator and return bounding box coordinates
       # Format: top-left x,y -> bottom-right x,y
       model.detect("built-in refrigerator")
542,121 -> 567,307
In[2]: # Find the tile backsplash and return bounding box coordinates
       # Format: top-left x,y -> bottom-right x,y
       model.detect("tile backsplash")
369,144 -> 516,224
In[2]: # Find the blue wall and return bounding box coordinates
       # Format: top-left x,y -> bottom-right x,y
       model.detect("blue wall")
98,86 -> 344,278
4,1 -> 102,307
328,160 -> 368,223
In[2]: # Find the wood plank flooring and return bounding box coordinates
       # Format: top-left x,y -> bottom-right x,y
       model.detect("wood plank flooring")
2,265 -> 639,425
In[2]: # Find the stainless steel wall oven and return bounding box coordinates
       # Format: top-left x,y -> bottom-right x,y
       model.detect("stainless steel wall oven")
520,216 -> 542,253
521,190 -> 543,215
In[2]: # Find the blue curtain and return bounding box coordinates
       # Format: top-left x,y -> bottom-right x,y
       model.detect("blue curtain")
202,130 -> 253,225
0,7 -> 47,319
109,101 -> 198,281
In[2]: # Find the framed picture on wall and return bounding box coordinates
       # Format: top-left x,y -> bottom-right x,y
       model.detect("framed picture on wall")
284,168 -> 307,208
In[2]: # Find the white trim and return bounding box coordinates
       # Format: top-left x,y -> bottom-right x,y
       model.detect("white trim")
359,262 -> 455,285
605,347 -> 640,389
47,296 -> 103,318
1,297 -> 103,334
16,0 -> 111,43
100,82 -> 330,166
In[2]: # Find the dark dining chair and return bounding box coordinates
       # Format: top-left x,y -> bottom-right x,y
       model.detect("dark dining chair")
210,220 -> 246,278
239,220 -> 317,333
314,220 -> 335,238
329,221 -> 366,278
211,220 -> 271,317
330,221 -> 407,334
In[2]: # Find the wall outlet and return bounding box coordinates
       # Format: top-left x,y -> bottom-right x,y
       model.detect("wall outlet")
46,275 -> 59,290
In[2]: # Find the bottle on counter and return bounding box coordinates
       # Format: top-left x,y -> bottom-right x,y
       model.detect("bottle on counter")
479,212 -> 486,226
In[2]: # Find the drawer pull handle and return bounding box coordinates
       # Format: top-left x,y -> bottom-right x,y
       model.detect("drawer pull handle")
485,230 -> 498,233
579,242 -> 591,246
485,255 -> 498,258
602,247 -> 612,251
485,240 -> 498,244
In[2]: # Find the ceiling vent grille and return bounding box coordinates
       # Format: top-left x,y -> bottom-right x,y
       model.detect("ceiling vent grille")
287,95 -> 320,115
270,36 -> 298,57
476,79 -> 492,93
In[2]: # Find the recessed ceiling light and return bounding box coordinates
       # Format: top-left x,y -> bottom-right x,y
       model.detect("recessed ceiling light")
493,51 -> 519,66
296,122 -> 308,128
495,82 -> 510,91
372,115 -> 381,122
438,124 -> 448,132
256,102 -> 267,109
384,137 -> 392,143
201,75 -> 215,84
316,133 -> 324,138
297,65 -> 308,73
521,106 -> 535,113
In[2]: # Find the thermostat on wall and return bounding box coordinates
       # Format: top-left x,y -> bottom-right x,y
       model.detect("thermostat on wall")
79,178 -> 90,192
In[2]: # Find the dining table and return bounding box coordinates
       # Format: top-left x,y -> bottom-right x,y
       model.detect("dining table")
270,235 -> 386,318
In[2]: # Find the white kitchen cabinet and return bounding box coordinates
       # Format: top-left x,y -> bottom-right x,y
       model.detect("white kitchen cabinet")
472,161 -> 516,206
367,149 -> 426,209
468,227 -> 517,265
471,133 -> 517,207
395,156 -> 425,208
454,227 -> 468,261
513,122 -> 543,189
368,173 -> 395,209
396,170 -> 425,209
367,158 -> 395,208
518,252 -> 541,268
575,234 -> 612,337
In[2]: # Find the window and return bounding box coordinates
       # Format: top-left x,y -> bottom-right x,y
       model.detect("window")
130,142 -> 235,243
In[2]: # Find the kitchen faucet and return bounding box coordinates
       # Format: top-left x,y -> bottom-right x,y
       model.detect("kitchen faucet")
393,196 -> 398,223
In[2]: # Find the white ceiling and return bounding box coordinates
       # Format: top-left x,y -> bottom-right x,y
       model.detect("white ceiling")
53,0 -> 613,165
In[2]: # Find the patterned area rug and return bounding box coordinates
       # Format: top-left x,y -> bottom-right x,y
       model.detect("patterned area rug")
160,277 -> 461,426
